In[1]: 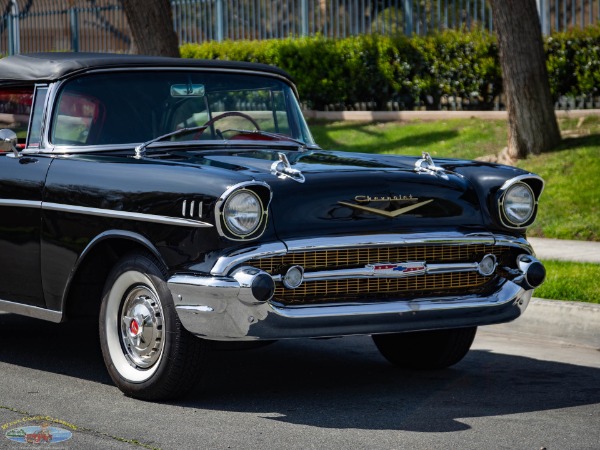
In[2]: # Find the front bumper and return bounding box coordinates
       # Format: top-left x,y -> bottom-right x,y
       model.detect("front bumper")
168,232 -> 541,341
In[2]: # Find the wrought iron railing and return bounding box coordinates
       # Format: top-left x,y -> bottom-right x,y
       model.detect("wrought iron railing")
1,0 -> 599,56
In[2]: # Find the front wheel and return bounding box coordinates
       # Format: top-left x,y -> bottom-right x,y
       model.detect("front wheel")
372,327 -> 477,369
99,252 -> 206,400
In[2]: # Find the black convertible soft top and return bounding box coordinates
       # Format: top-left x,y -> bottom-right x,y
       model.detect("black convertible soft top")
0,52 -> 294,84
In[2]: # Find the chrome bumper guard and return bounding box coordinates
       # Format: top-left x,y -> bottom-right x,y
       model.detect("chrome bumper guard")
168,233 -> 540,341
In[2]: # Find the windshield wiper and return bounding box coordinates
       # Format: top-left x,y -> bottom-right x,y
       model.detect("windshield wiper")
219,129 -> 308,150
134,126 -> 309,159
134,125 -> 208,159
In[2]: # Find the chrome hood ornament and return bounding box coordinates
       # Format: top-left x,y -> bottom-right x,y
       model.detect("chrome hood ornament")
271,152 -> 305,183
415,151 -> 449,179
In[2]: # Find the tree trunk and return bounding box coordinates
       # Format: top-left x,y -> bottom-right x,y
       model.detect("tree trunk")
490,0 -> 561,160
121,0 -> 180,57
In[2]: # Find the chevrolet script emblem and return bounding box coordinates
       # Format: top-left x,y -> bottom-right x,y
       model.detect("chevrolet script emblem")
338,198 -> 433,218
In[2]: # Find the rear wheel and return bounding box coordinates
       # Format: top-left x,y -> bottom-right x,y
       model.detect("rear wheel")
372,327 -> 477,369
99,251 -> 206,400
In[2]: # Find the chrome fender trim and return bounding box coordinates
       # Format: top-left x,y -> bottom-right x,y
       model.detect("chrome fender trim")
43,202 -> 212,228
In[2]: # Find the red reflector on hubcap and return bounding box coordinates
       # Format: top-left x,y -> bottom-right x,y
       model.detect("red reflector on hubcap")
130,319 -> 139,335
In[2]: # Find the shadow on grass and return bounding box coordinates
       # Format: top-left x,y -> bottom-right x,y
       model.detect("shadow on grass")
557,133 -> 600,151
310,121 -> 459,154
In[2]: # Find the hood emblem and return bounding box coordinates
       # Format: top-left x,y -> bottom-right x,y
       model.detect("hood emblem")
338,199 -> 433,218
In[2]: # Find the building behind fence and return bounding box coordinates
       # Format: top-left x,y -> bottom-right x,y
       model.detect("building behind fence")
1,0 -> 599,56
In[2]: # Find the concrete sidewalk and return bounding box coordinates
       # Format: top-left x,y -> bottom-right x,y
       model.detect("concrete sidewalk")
490,237 -> 600,349
528,237 -> 600,263
491,298 -> 600,349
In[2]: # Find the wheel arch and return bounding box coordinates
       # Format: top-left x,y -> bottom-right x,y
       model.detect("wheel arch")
61,230 -> 166,320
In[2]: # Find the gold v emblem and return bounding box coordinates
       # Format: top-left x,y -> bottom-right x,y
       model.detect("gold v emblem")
338,199 -> 434,218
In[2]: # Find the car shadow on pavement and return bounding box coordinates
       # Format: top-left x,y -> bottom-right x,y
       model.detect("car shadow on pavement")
1,313 -> 598,433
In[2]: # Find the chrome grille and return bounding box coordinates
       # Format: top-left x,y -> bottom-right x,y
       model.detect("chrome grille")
248,244 -> 511,305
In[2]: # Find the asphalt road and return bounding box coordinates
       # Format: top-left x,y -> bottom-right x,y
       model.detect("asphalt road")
0,313 -> 598,450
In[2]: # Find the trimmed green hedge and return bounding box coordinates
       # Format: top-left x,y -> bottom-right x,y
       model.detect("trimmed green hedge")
181,27 -> 600,110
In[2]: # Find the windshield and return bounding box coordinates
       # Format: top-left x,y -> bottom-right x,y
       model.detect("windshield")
50,70 -> 315,147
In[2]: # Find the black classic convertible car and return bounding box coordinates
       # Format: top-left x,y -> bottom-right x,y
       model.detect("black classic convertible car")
0,53 -> 545,400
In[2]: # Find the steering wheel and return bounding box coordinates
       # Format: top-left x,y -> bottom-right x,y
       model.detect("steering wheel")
195,111 -> 261,139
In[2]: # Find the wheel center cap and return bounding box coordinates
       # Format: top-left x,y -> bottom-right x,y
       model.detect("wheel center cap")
129,318 -> 141,336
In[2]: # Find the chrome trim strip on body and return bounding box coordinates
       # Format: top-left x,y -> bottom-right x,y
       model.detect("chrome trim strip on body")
1,198 -> 214,227
0,199 -> 42,208
0,299 -> 62,323
210,232 -> 533,276
42,202 -> 213,228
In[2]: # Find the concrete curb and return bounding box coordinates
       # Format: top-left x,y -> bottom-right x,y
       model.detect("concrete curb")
304,109 -> 600,122
489,298 -> 600,349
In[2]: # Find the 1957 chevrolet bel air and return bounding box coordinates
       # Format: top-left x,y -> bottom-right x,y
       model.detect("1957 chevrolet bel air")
0,53 -> 545,400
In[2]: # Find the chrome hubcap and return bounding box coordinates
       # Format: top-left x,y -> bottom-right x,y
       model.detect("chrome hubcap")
120,286 -> 164,369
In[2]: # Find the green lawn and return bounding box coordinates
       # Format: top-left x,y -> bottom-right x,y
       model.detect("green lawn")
309,118 -> 509,160
534,260 -> 600,303
309,116 -> 600,241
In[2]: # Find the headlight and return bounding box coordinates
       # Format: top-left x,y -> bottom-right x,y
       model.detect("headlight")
223,189 -> 263,236
502,182 -> 535,226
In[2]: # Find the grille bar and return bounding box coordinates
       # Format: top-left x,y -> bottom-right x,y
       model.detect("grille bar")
248,244 -> 511,305
251,244 -> 505,273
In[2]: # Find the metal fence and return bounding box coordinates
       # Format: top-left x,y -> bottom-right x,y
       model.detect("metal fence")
1,0 -> 599,55
1,0 -> 129,55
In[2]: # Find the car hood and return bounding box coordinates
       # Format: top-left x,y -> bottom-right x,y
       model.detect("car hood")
161,148 -> 487,240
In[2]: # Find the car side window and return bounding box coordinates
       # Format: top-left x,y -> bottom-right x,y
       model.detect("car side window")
0,87 -> 33,148
53,92 -> 105,145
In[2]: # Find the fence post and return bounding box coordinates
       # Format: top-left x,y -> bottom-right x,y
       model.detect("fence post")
403,0 -> 413,35
536,0 -> 550,34
216,0 -> 224,41
7,0 -> 20,55
301,0 -> 309,36
70,8 -> 80,52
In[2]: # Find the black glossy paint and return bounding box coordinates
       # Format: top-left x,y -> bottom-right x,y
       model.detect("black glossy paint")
1,141 -> 539,314
0,154 -> 52,306
0,60 -> 542,318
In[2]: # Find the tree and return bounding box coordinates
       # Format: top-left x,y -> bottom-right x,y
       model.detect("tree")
489,0 -> 561,161
121,0 -> 180,57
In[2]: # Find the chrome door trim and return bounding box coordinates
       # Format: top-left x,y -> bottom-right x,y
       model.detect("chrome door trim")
0,299 -> 62,323
0,199 -> 42,208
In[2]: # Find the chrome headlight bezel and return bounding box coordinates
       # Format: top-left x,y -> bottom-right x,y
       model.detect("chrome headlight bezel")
497,175 -> 543,229
216,182 -> 271,241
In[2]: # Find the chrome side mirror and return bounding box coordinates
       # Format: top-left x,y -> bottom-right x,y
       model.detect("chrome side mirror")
0,129 -> 20,157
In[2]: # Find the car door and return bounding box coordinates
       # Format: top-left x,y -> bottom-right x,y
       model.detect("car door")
0,86 -> 51,307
